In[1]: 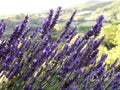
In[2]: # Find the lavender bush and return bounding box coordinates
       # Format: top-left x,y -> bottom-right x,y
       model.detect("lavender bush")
0,7 -> 120,90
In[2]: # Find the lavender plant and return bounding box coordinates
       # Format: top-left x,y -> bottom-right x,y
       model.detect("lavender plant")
0,7 -> 120,90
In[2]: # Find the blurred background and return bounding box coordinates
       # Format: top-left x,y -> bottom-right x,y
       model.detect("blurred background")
0,0 -> 120,64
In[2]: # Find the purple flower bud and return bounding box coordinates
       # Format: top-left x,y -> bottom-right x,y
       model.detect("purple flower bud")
60,87 -> 65,90
18,51 -> 24,58
84,29 -> 93,39
57,38 -> 62,44
112,72 -> 120,84
24,15 -> 29,23
110,58 -> 118,68
24,84 -> 32,90
37,85 -> 43,90
96,15 -> 104,23
96,54 -> 107,68
30,29 -> 38,39
96,65 -> 105,76
94,83 -> 105,90
72,86 -> 78,90
93,36 -> 105,50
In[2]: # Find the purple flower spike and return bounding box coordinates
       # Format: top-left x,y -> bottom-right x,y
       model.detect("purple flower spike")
96,15 -> 104,23
0,19 -> 6,37
23,15 -> 29,23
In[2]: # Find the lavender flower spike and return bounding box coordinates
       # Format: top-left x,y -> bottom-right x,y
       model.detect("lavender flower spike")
96,15 -> 104,23
93,15 -> 104,36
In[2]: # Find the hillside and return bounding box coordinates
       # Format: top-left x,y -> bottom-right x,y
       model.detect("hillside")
62,0 -> 120,21
0,0 -> 120,38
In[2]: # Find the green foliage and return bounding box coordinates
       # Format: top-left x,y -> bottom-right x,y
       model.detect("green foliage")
78,25 -> 91,34
74,15 -> 84,21
102,24 -> 119,48
54,24 -> 64,31
95,0 -> 120,21
99,22 -> 120,64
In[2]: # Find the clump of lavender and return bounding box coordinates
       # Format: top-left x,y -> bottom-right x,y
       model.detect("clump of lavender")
0,7 -> 119,90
